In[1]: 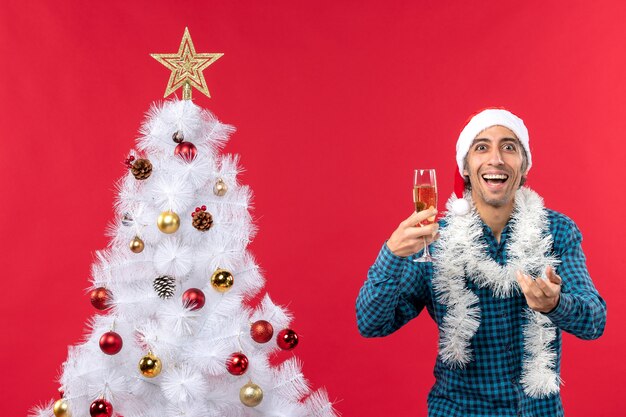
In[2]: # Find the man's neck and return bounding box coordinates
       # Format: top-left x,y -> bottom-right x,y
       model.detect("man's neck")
473,195 -> 515,243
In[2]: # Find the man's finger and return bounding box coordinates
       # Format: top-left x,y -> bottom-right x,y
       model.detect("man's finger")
517,272 -> 543,299
526,278 -> 546,299
401,208 -> 438,227
516,271 -> 529,294
405,222 -> 439,239
413,207 -> 437,225
535,276 -> 558,298
422,232 -> 441,246
545,266 -> 562,286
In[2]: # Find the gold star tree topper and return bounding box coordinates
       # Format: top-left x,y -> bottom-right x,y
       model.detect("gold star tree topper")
151,27 -> 223,100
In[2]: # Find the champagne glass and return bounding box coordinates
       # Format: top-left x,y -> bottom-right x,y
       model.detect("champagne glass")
413,169 -> 438,262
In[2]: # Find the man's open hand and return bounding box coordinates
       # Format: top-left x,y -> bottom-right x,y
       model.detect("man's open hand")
386,209 -> 439,258
516,266 -> 562,313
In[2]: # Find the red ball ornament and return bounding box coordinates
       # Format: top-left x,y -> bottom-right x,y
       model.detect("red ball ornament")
90,287 -> 111,310
250,320 -> 274,343
276,328 -> 299,350
226,352 -> 249,376
182,288 -> 206,310
90,399 -> 113,417
174,142 -> 197,162
99,331 -> 123,355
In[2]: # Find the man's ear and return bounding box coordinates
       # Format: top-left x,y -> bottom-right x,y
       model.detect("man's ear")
463,168 -> 469,177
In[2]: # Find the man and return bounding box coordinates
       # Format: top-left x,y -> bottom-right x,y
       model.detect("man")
356,109 -> 606,417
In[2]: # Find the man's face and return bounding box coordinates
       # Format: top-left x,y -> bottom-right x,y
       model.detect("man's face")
463,125 -> 527,208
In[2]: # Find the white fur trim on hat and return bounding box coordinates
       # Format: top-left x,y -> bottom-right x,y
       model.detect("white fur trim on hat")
456,109 -> 531,177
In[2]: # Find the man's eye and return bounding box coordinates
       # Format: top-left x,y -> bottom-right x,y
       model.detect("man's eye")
475,144 -> 487,151
503,144 -> 516,151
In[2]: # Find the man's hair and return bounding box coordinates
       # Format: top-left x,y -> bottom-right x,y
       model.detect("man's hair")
462,140 -> 529,191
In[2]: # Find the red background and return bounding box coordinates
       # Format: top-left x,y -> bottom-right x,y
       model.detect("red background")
1,1 -> 624,416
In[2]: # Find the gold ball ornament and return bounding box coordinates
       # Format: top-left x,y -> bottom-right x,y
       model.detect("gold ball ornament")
129,236 -> 145,253
53,398 -> 71,417
210,269 -> 234,292
138,352 -> 162,378
213,178 -> 228,196
239,382 -> 263,407
157,211 -> 180,234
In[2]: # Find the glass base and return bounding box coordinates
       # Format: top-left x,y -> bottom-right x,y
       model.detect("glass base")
414,254 -> 435,263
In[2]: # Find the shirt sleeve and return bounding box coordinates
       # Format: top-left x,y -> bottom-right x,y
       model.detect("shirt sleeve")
544,215 -> 607,340
356,243 -> 431,337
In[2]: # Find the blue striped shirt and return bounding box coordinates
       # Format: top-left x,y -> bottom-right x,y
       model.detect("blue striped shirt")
356,209 -> 606,417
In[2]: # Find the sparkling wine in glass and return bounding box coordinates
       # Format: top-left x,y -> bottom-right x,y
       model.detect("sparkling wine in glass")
413,169 -> 438,262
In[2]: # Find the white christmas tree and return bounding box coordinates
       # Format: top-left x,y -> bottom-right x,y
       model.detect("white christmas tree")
31,29 -> 336,417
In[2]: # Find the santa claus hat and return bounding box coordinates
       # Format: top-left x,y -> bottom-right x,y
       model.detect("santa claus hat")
451,108 -> 531,216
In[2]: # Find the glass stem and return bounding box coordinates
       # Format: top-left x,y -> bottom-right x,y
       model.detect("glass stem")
422,236 -> 430,257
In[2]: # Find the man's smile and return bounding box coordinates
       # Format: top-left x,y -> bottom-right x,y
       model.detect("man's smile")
480,171 -> 510,191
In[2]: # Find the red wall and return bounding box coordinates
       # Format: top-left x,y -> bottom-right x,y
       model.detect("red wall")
1,1 -> 624,416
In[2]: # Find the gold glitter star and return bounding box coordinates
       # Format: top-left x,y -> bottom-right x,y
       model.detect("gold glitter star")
151,27 -> 223,99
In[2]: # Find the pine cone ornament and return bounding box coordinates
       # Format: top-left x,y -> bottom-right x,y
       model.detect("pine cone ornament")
153,275 -> 176,299
131,158 -> 153,180
192,205 -> 213,231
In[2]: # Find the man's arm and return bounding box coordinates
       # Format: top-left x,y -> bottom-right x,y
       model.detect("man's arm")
517,214 -> 606,339
356,209 -> 438,337
356,244 -> 429,337
544,215 -> 607,340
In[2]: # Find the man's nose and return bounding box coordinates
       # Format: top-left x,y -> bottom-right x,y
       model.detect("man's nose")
488,148 -> 504,165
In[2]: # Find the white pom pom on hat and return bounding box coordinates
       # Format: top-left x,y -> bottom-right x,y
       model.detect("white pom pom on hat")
450,197 -> 471,216
456,108 -> 532,178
